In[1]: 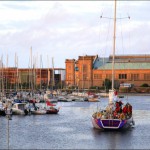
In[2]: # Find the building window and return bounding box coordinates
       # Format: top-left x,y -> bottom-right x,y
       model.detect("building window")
106,74 -> 112,80
119,74 -> 127,79
94,74 -> 102,79
75,67 -> 79,71
144,74 -> 150,80
131,74 -> 139,81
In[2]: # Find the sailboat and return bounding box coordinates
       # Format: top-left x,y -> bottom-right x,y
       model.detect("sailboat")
91,0 -> 135,130
45,100 -> 60,114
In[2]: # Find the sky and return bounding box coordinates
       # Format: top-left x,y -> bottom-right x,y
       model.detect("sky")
0,1 -> 150,68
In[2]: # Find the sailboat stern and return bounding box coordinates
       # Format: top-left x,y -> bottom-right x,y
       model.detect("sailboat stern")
92,116 -> 132,130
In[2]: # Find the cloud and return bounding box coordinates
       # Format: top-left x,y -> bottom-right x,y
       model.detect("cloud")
0,1 -> 150,68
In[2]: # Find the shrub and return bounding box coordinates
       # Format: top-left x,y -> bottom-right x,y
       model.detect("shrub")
141,83 -> 149,87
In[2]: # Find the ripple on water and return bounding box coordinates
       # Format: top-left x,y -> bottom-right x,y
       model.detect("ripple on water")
0,97 -> 150,149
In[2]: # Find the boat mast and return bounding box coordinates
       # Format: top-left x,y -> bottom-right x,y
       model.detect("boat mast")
112,0 -> 117,90
52,57 -> 55,90
30,47 -> 33,92
1,55 -> 4,99
40,55 -> 42,90
47,55 -> 50,90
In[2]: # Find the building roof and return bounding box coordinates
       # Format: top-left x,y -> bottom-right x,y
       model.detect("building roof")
109,54 -> 150,63
93,56 -> 150,70
93,57 -> 109,69
97,62 -> 150,70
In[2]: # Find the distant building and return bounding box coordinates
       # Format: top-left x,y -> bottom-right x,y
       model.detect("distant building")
65,54 -> 150,89
0,67 -> 65,90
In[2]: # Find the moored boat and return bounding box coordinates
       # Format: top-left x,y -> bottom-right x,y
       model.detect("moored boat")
92,91 -> 135,130
0,101 -> 6,116
91,0 -> 135,130
45,100 -> 60,114
31,109 -> 46,115
46,107 -> 59,114
12,103 -> 28,115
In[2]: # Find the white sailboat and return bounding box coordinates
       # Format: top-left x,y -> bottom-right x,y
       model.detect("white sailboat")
91,0 -> 135,130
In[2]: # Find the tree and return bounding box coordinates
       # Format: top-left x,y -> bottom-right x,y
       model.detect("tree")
103,79 -> 112,92
141,83 -> 149,87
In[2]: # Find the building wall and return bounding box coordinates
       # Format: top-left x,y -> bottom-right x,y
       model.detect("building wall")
65,59 -> 75,87
0,67 -> 65,90
65,55 -> 150,89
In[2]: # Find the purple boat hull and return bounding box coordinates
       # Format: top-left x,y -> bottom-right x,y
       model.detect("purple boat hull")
92,117 -> 134,130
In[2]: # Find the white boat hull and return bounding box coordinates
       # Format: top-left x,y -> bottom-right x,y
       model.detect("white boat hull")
31,110 -> 46,115
12,109 -> 25,115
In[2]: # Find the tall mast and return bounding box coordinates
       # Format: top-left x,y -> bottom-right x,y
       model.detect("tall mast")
82,55 -> 84,90
30,47 -> 33,91
1,55 -> 4,98
111,0 -> 117,90
52,57 -> 54,90
47,55 -> 50,89
40,55 -> 42,90
6,54 -> 8,91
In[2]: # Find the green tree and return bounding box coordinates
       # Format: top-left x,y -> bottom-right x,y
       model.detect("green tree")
103,79 -> 112,92
141,83 -> 149,87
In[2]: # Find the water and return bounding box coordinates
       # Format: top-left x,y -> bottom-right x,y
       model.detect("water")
0,96 -> 150,149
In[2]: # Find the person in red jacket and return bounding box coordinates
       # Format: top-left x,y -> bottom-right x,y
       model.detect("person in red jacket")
123,105 -> 127,114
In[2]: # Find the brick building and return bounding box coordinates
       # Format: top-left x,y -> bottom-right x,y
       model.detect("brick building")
65,54 -> 150,89
0,67 -> 65,90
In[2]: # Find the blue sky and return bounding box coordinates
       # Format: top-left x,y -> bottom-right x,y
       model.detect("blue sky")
0,1 -> 150,68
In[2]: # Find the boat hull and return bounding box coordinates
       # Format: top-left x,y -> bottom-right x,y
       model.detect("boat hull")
46,109 -> 59,114
31,110 -> 46,115
12,109 -> 26,115
92,116 -> 134,130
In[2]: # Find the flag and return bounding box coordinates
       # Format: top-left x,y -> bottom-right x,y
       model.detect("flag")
46,101 -> 55,106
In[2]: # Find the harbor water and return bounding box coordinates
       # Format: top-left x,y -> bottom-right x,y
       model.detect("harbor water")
0,95 -> 150,149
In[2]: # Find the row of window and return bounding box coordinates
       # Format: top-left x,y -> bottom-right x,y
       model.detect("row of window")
67,74 -> 150,80
93,73 -> 150,80
94,74 -> 102,79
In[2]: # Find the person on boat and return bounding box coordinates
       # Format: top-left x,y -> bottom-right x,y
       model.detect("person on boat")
119,100 -> 123,113
115,101 -> 120,112
123,105 -> 127,114
126,103 -> 132,117
115,100 -> 123,113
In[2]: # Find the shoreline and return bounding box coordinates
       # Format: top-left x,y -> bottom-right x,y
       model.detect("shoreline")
118,93 -> 150,96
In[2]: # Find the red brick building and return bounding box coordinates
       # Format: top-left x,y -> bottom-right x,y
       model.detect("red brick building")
65,54 -> 150,89
0,67 -> 65,90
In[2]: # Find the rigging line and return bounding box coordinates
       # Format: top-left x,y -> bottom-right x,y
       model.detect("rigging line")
128,14 -> 131,55
120,14 -> 125,70
103,18 -> 111,89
